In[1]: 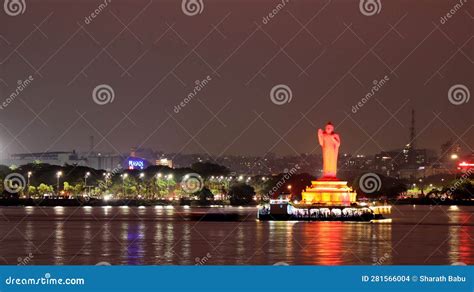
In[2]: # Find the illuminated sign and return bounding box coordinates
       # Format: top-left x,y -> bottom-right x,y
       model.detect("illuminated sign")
126,158 -> 146,170
459,161 -> 474,167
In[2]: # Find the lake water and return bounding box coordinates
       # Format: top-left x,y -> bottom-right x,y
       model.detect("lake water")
0,205 -> 472,265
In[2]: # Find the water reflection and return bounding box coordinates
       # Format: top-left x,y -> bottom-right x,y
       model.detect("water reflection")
0,206 -> 471,265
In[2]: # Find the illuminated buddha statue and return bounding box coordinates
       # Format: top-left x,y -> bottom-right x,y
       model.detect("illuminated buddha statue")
317,122 -> 340,179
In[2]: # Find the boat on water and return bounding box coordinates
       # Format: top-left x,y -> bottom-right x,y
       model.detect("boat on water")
257,196 -> 391,222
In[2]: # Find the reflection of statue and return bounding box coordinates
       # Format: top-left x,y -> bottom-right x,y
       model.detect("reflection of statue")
318,122 -> 340,178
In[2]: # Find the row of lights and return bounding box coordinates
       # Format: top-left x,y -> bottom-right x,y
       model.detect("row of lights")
26,171 -> 270,183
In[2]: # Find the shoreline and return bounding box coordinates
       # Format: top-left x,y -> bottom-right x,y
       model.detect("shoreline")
0,198 -> 472,207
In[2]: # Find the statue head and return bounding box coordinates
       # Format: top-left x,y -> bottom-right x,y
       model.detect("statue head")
325,122 -> 334,134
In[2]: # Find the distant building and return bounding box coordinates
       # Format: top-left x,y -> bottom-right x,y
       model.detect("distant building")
4,151 -> 87,167
156,158 -> 173,168
86,153 -> 124,170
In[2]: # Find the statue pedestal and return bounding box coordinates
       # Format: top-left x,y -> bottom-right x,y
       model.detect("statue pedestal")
301,179 -> 357,206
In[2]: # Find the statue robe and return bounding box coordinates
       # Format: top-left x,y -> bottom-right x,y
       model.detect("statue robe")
319,132 -> 340,178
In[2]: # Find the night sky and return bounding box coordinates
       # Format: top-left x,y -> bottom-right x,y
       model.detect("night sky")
0,0 -> 472,159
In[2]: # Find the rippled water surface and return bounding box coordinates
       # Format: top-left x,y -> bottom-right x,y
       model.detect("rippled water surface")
0,205 -> 472,265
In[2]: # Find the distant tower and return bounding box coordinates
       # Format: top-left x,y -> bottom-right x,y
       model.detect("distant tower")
407,109 -> 416,165
409,109 -> 416,149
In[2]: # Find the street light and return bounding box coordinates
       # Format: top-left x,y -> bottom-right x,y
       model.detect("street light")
139,173 -> 145,198
84,171 -> 90,186
27,171 -> 32,199
56,171 -> 63,194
